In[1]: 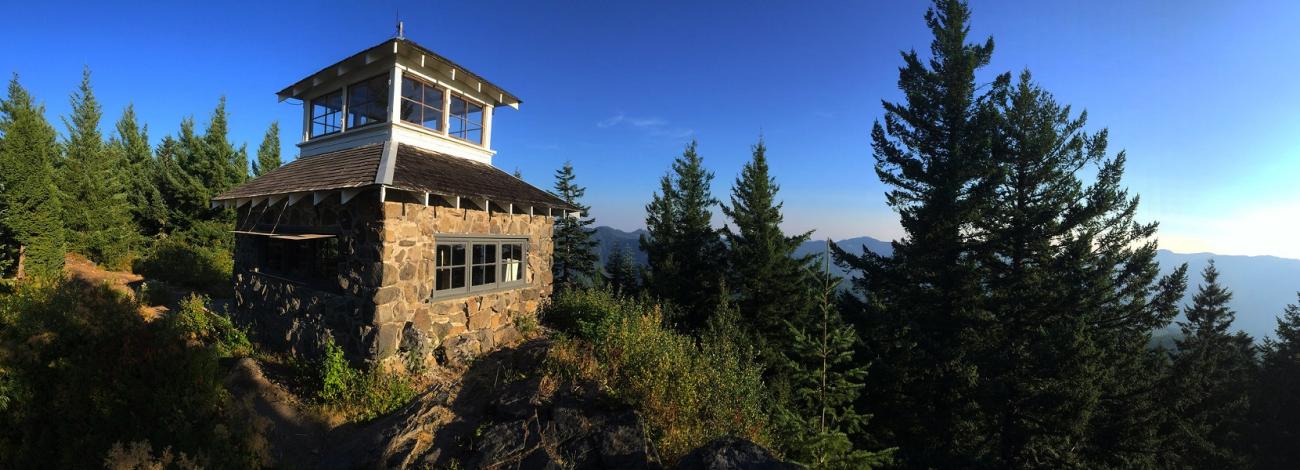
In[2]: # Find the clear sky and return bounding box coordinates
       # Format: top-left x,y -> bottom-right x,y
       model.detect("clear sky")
2,1 -> 1298,258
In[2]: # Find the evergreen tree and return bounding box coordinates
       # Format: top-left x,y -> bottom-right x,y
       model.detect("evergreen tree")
603,243 -> 640,295
975,71 -> 1190,467
831,1 -> 1004,465
0,75 -> 65,279
58,68 -> 135,267
160,117 -> 211,229
835,3 -> 1189,467
721,136 -> 813,368
1160,262 -> 1256,469
550,161 -> 598,289
110,104 -> 168,235
251,121 -> 280,177
640,140 -> 725,331
1254,294 -> 1300,469
776,251 -> 892,469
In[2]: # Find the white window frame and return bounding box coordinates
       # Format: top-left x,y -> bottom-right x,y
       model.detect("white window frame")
432,236 -> 528,299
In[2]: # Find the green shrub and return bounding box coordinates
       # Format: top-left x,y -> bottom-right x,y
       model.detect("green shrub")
310,337 -> 417,422
544,288 -> 773,462
134,220 -> 233,295
165,293 -> 251,358
0,279 -> 262,468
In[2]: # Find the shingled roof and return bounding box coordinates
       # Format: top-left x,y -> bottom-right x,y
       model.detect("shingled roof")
214,142 -> 574,211
215,144 -> 384,200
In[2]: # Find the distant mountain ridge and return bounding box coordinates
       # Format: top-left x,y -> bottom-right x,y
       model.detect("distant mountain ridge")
591,226 -> 1300,342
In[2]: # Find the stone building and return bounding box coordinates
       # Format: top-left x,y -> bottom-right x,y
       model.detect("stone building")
213,36 -> 575,369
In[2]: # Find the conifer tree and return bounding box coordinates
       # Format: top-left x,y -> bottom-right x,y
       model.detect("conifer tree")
721,137 -> 813,368
831,1 -> 1004,465
550,161 -> 598,289
777,250 -> 892,469
156,131 -> 204,230
835,3 -> 1189,467
603,243 -> 640,295
1160,262 -> 1256,469
111,105 -> 168,235
251,121 -> 280,177
640,140 -> 725,331
1254,294 -> 1300,469
58,68 -> 135,267
0,75 -> 65,279
974,71 -> 1190,467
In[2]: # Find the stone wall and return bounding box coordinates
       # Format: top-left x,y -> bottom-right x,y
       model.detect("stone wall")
232,191 -> 385,361
230,191 -> 555,370
375,201 -> 554,370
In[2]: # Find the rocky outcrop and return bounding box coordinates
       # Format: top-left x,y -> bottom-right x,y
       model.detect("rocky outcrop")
257,340 -> 791,469
677,437 -> 802,470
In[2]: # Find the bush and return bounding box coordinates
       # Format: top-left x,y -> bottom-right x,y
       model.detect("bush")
134,220 -> 233,295
543,288 -> 773,462
308,337 -> 417,422
0,279 -> 262,468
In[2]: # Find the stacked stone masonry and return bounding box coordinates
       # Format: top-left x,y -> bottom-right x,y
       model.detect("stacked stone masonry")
231,189 -> 554,370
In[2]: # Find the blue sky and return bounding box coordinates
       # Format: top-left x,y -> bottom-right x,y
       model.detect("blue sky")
3,1 -> 1299,258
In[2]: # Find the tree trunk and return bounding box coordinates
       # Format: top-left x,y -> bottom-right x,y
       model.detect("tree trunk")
15,244 -> 25,280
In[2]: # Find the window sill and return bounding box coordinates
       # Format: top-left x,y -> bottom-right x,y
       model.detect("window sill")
429,280 -> 529,303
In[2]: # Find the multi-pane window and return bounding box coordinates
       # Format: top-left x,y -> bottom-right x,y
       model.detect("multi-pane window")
435,243 -> 467,291
434,238 -> 527,297
347,74 -> 389,129
449,95 -> 484,144
310,90 -> 343,137
471,243 -> 497,286
400,76 -> 443,131
502,243 -> 524,283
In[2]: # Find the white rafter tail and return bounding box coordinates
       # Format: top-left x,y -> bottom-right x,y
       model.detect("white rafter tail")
267,194 -> 286,206
312,191 -> 329,206
341,188 -> 361,205
379,186 -> 388,203
422,192 -> 430,206
286,193 -> 306,206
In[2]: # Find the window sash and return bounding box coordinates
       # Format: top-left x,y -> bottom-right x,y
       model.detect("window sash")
310,90 -> 343,138
448,95 -> 484,144
400,76 -> 444,132
347,74 -> 389,129
433,237 -> 527,298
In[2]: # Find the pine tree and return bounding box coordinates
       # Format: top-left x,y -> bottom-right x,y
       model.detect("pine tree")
721,136 -> 813,368
251,121 -> 280,177
640,140 -> 725,331
830,1 -> 1005,465
550,161 -> 598,289
1254,294 -> 1300,469
0,74 -> 65,279
776,250 -> 893,469
160,117 -> 212,229
603,243 -> 640,295
835,3 -> 1188,467
111,105 -> 168,236
974,71 -> 1190,467
58,68 -> 136,267
1160,262 -> 1256,469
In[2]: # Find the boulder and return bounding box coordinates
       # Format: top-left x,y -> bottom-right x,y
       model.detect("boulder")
676,436 -> 801,470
